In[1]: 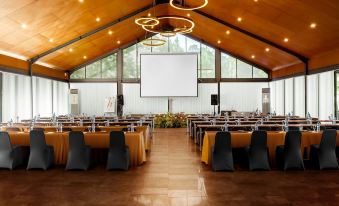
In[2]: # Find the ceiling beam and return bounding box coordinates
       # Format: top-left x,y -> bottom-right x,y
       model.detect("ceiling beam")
193,10 -> 309,63
29,4 -> 154,63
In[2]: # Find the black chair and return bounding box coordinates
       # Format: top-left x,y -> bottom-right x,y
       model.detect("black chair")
106,131 -> 130,170
310,129 -> 338,170
276,131 -> 304,171
65,131 -> 91,171
246,131 -> 270,171
0,132 -> 23,170
211,132 -> 234,171
62,127 -> 72,132
33,128 -> 45,132
27,130 -> 54,170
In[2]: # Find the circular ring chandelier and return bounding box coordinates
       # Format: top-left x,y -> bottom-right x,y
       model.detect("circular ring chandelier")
160,32 -> 177,37
142,15 -> 195,34
169,0 -> 208,11
135,17 -> 159,27
141,38 -> 166,46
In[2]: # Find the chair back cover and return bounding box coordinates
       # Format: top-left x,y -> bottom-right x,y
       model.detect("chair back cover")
30,130 -> 47,149
69,131 -> 86,149
109,131 -> 126,151
250,130 -> 267,149
0,132 -> 12,150
319,129 -> 337,151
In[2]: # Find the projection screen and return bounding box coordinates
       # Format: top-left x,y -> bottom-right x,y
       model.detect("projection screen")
140,53 -> 198,97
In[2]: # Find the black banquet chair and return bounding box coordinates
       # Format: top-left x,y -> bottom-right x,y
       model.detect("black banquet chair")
310,129 -> 339,170
27,130 -> 54,170
211,132 -> 234,171
276,131 -> 304,171
106,131 -> 130,170
246,130 -> 270,171
65,131 -> 91,171
0,132 -> 23,170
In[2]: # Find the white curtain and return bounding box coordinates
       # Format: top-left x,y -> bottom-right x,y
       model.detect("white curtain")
2,72 -> 32,122
220,82 -> 268,112
294,76 -> 305,117
172,83 -> 218,114
53,81 -> 69,115
269,81 -> 276,114
275,80 -> 285,115
307,74 -> 319,118
318,71 -> 334,120
284,78 -> 294,115
122,83 -> 168,114
70,83 -> 117,116
32,77 -> 53,117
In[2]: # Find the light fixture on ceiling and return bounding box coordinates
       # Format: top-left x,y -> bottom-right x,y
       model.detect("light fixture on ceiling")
83,55 -> 87,59
117,40 -> 121,44
226,30 -> 230,35
237,17 -> 242,22
217,40 -> 221,44
169,0 -> 208,11
78,0 -> 84,3
142,38 -> 166,47
142,15 -> 195,35
265,47 -> 270,52
251,55 -> 255,59
135,16 -> 160,27
21,23 -> 27,29
284,38 -> 289,42
310,23 -> 317,29
69,48 -> 73,52
96,17 -> 101,22
108,30 -> 113,35
49,38 -> 54,43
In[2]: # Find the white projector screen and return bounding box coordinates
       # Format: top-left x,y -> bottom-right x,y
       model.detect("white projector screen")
140,53 -> 198,97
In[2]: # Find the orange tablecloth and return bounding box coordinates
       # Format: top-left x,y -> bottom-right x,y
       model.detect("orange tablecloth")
201,131 -> 339,165
8,131 -> 146,167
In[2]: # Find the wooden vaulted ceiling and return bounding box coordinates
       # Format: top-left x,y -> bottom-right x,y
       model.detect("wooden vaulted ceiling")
0,0 -> 339,80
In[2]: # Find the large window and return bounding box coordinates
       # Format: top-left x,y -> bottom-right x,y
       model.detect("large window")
70,53 -> 117,79
122,34 -> 215,79
221,52 -> 268,79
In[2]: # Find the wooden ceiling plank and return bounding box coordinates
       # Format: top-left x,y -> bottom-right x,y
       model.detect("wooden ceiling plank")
29,3 -> 154,63
193,9 -> 308,63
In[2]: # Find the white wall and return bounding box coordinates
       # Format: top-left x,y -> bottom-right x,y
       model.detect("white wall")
220,82 -> 269,112
294,76 -> 305,117
172,83 -> 218,114
32,77 -> 53,117
70,83 -> 117,116
123,83 -> 168,114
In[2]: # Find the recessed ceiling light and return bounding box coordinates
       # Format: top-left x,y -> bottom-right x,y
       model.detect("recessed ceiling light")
49,38 -> 54,43
96,17 -> 100,22
83,55 -> 87,59
147,13 -> 151,17
117,40 -> 121,44
254,0 -> 258,2
187,13 -> 190,17
237,17 -> 242,22
265,48 -> 270,52
310,23 -> 317,29
251,55 -> 255,59
226,30 -> 230,35
284,38 -> 289,42
108,30 -> 113,35
217,40 -> 221,44
21,23 -> 27,29
78,0 -> 84,3
69,48 -> 73,52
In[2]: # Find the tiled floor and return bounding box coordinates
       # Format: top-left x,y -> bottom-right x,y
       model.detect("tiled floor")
1,128 -> 339,205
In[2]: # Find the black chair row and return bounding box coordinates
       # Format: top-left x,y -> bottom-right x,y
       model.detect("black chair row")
211,130 -> 339,171
0,131 -> 130,171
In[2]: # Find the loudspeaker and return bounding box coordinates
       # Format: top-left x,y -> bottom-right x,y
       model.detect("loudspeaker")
117,95 -> 124,106
211,94 -> 218,105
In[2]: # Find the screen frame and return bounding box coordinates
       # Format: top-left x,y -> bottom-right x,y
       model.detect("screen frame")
140,53 -> 199,98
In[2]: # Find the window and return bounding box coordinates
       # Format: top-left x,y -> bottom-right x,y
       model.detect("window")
253,67 -> 268,78
123,45 -> 137,79
102,54 -> 117,78
169,35 -> 186,53
70,53 -> 117,80
237,60 -> 252,78
70,68 -> 85,79
150,35 -> 169,53
200,43 -> 215,78
86,61 -> 101,78
221,53 -> 236,78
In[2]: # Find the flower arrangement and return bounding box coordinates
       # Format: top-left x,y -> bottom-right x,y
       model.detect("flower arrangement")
154,113 -> 187,128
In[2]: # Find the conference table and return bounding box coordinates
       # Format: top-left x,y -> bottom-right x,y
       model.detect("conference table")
201,131 -> 339,166
7,131 -> 147,167
2,125 -> 152,151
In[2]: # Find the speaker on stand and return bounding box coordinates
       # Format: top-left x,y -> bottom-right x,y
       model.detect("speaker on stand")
211,94 -> 218,116
117,94 -> 124,117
